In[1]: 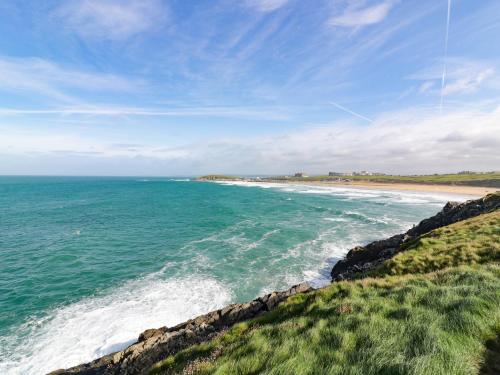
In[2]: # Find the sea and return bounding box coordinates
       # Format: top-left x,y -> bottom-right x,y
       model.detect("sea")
0,176 -> 469,374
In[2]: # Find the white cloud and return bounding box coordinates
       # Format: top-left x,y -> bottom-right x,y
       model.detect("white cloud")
246,0 -> 289,12
0,57 -> 139,102
2,106 -> 500,175
0,105 -> 289,121
55,0 -> 168,40
410,58 -> 497,97
443,68 -> 495,95
329,1 -> 396,28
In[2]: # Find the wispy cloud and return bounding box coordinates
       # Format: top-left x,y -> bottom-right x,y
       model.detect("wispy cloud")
55,0 -> 168,40
419,81 -> 435,94
329,1 -> 396,28
245,0 -> 290,12
442,68 -> 494,96
409,58 -> 498,98
0,57 -> 140,102
330,101 -> 373,123
0,105 -> 289,121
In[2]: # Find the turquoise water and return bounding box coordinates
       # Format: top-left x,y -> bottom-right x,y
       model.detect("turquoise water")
0,177 -> 466,374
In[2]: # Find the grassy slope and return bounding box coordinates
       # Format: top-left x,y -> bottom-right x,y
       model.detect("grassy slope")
374,210 -> 500,277
152,212 -> 500,375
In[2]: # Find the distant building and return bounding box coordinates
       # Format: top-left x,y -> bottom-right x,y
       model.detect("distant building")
294,172 -> 307,178
353,171 -> 373,176
329,171 -> 353,177
458,171 -> 476,175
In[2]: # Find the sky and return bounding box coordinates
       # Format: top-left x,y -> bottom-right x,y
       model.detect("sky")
0,0 -> 499,176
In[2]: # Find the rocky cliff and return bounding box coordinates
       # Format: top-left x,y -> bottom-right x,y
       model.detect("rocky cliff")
331,192 -> 500,281
49,283 -> 312,375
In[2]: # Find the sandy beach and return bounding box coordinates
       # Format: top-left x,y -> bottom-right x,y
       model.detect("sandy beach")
252,180 -> 498,197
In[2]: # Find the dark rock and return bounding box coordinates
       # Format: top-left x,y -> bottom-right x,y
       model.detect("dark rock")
137,327 -> 167,342
331,192 -> 500,281
50,282 -> 313,375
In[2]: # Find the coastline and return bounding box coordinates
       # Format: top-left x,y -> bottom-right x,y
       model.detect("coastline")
52,192 -> 500,374
6,177 -> 465,374
215,179 -> 497,197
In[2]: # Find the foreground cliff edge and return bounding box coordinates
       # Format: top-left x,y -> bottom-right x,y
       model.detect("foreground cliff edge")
51,193 -> 500,375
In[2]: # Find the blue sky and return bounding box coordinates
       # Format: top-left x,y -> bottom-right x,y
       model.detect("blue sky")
1,0 -> 499,175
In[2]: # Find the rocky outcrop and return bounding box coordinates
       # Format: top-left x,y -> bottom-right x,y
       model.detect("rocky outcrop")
331,192 -> 500,281
49,283 -> 312,375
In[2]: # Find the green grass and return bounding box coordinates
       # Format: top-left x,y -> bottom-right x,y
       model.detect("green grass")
151,212 -> 500,375
152,266 -> 500,375
373,210 -> 500,277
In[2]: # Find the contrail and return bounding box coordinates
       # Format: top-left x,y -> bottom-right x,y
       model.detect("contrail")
330,101 -> 373,123
440,0 -> 452,112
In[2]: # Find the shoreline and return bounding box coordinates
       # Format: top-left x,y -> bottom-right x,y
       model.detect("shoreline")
54,193 -> 500,374
212,179 -> 497,197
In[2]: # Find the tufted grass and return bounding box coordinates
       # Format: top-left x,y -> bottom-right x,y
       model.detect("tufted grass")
373,210 -> 500,277
151,211 -> 500,375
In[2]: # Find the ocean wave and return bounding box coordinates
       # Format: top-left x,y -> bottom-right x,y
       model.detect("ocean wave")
244,229 -> 280,251
215,181 -> 287,189
214,181 -> 470,205
323,217 -> 349,222
343,210 -> 390,224
300,225 -> 404,288
0,275 -> 231,375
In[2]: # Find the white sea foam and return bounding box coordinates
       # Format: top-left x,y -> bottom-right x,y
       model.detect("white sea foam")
215,180 -> 288,189
0,275 -> 231,375
323,217 -> 348,222
301,225 -> 404,288
215,180 -> 471,204
236,229 -> 280,252
343,210 -> 390,224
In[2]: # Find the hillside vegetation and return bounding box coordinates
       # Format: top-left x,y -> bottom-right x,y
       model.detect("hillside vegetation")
197,175 -> 242,181
196,172 -> 500,187
373,210 -> 500,277
273,173 -> 500,187
152,210 -> 500,375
